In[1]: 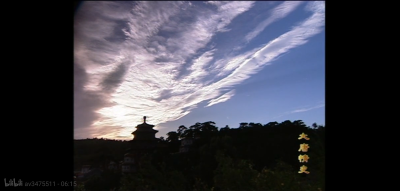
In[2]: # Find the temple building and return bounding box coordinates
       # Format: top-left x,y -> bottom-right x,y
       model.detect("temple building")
121,153 -> 135,173
121,116 -> 159,173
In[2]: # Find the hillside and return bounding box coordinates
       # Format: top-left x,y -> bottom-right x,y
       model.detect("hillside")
74,138 -> 131,170
75,120 -> 325,191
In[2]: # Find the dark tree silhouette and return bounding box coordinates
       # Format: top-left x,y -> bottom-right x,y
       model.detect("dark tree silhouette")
75,119 -> 325,191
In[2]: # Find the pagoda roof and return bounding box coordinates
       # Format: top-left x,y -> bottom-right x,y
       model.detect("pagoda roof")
132,128 -> 158,134
135,122 -> 155,128
130,116 -> 159,136
132,121 -> 158,134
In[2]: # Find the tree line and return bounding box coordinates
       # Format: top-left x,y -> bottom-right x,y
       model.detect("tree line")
77,120 -> 325,191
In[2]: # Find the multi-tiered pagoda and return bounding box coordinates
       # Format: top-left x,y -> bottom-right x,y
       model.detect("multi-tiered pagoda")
121,116 -> 159,173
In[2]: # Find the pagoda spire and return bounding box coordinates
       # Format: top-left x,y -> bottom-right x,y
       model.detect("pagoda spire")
143,116 -> 146,123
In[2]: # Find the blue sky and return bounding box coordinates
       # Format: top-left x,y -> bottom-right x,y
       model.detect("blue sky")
74,1 -> 325,140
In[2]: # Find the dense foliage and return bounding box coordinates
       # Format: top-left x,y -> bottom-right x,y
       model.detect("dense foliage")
74,138 -> 131,170
74,120 -> 325,191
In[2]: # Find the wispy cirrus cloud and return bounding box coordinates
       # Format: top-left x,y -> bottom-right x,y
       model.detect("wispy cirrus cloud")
290,103 -> 325,113
74,1 -> 325,139
205,1 -> 325,92
206,90 -> 236,107
244,1 -> 304,43
272,103 -> 325,120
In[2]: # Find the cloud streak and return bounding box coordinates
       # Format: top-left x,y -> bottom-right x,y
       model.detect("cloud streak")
206,90 -> 236,107
290,103 -> 325,113
74,1 -> 325,139
273,103 -> 325,120
244,1 -> 304,43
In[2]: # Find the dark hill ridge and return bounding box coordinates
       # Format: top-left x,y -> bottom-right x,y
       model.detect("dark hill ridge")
74,120 -> 325,191
74,138 -> 131,170
74,120 -> 325,171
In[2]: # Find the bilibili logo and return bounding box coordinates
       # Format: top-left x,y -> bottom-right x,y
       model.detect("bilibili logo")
4,178 -> 23,187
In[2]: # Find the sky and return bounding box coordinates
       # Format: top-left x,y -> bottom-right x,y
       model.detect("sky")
74,1 -> 325,140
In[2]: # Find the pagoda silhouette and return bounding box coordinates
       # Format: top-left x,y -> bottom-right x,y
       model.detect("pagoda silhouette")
121,116 -> 159,173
